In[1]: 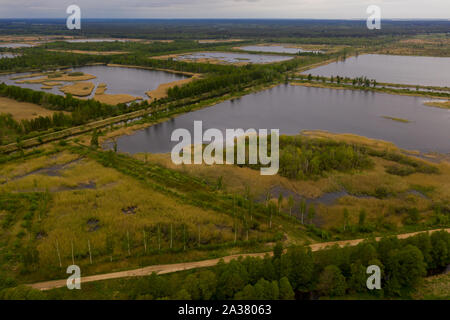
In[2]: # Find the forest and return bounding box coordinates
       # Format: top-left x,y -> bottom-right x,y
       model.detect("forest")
1,230 -> 448,300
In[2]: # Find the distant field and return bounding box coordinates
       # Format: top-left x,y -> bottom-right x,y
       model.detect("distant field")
0,97 -> 66,120
412,272 -> 450,299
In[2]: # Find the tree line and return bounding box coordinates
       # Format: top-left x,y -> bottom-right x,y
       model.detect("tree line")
2,230 -> 448,300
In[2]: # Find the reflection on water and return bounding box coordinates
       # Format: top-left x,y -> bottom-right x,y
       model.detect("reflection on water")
65,39 -> 128,43
175,51 -> 293,64
239,45 -> 321,54
0,65 -> 188,99
111,85 -> 450,154
0,43 -> 34,48
0,53 -> 17,59
306,54 -> 450,87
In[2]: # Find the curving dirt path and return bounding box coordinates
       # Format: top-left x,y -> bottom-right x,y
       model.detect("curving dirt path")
29,228 -> 450,291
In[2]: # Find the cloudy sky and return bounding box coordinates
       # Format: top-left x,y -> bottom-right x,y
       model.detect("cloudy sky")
0,0 -> 449,19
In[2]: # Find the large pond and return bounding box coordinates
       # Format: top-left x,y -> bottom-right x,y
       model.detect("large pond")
65,39 -> 129,43
0,65 -> 189,99
306,54 -> 450,87
0,43 -> 34,48
110,84 -> 450,154
239,45 -> 320,54
175,52 -> 293,64
0,53 -> 17,59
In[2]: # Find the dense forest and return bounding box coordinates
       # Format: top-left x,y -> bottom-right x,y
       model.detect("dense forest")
0,19 -> 449,39
1,230 -> 448,300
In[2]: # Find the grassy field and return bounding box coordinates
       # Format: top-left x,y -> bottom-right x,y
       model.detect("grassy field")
412,272 -> 450,299
0,142 -> 316,284
376,34 -> 450,57
424,100 -> 450,109
60,82 -> 95,97
134,131 -> 450,238
0,97 -> 66,121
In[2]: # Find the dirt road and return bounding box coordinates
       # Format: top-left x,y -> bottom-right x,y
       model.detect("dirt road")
29,228 -> 450,291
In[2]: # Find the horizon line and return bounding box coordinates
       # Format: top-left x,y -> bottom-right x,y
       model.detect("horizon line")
0,18 -> 449,21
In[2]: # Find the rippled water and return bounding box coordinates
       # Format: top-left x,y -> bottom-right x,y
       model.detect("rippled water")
111,84 -> 450,154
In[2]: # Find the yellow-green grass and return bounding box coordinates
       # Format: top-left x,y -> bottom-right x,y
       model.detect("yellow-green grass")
1,149 -> 298,282
93,93 -> 142,105
381,116 -> 411,123
47,49 -> 129,56
424,100 -> 450,109
0,97 -> 68,121
378,35 -> 450,57
412,273 -> 450,300
60,82 -> 95,97
133,133 -> 450,233
146,74 -> 201,101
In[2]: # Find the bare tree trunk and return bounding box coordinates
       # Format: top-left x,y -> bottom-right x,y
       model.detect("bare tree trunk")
127,230 -> 131,256
170,224 -> 173,249
158,225 -> 161,251
183,225 -> 186,251
88,240 -> 92,264
143,230 -> 147,253
71,240 -> 75,265
270,212 -> 272,229
56,240 -> 62,268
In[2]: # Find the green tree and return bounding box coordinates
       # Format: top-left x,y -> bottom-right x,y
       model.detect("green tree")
384,245 -> 426,296
281,246 -> 314,291
348,263 -> 367,293
343,208 -> 349,231
279,277 -> 295,300
216,260 -> 249,299
173,289 -> 192,300
90,129 -> 99,148
307,204 -> 316,225
317,265 -> 347,297
273,242 -> 283,260
277,194 -> 284,214
183,270 -> 217,300
287,195 -> 294,217
358,209 -> 367,227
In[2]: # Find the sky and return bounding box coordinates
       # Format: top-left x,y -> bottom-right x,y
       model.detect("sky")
0,0 -> 449,19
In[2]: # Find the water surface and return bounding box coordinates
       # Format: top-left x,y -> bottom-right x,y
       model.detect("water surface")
175,52 -> 293,64
111,85 -> 450,154
0,43 -> 34,48
0,53 -> 17,59
0,65 -> 188,99
239,45 -> 320,54
306,54 -> 450,87
65,39 -> 128,43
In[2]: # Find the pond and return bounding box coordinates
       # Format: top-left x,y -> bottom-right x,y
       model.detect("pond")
0,65 -> 189,99
0,43 -> 34,48
175,51 -> 293,64
305,54 -> 450,87
64,39 -> 129,43
239,45 -> 320,54
110,84 -> 450,154
0,53 -> 17,59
